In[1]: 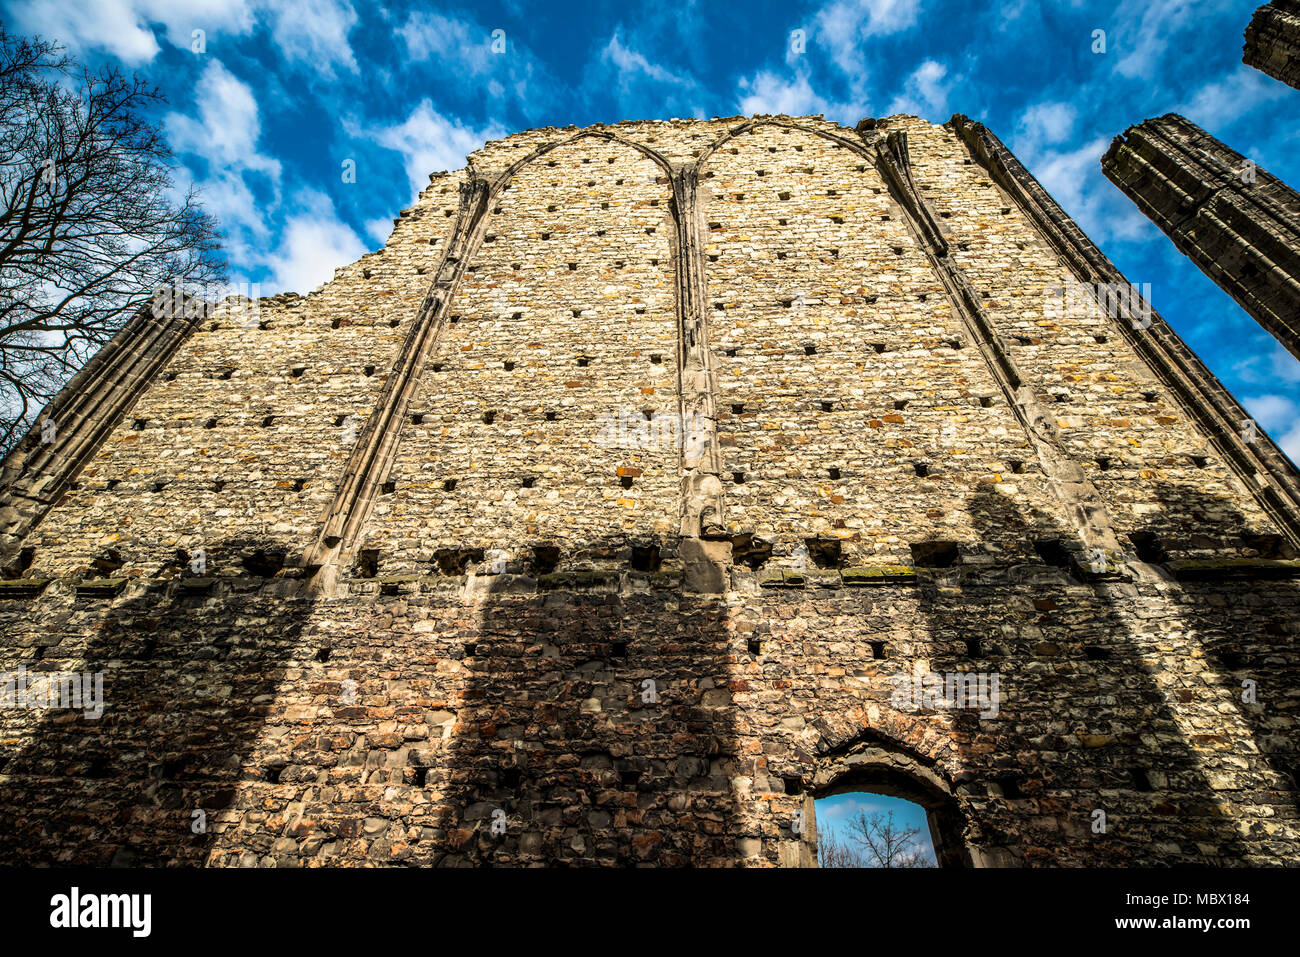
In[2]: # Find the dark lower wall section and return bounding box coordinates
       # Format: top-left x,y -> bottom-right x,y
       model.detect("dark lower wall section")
1,557 -> 1297,866
1245,1 -> 1300,90
1102,113 -> 1300,364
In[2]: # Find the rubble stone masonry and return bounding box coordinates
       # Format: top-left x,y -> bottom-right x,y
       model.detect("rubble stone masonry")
0,114 -> 1297,867
1244,1 -> 1300,91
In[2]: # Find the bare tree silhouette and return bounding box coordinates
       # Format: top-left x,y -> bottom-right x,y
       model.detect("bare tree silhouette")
0,27 -> 225,452
819,808 -> 938,868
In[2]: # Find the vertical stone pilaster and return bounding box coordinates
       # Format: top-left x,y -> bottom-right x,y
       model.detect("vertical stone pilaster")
873,129 -> 1122,556
0,297 -> 202,568
671,164 -> 729,591
949,114 -> 1300,545
671,165 -> 724,537
1244,1 -> 1300,90
1102,114 -> 1300,363
306,177 -> 492,592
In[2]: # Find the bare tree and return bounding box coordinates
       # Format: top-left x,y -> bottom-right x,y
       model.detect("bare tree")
0,28 -> 225,454
817,829 -> 868,868
818,808 -> 938,868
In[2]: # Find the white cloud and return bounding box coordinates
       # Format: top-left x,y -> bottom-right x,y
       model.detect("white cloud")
161,60 -> 362,294
814,0 -> 924,77
1282,426 -> 1300,463
1232,343 -> 1300,389
397,10 -> 556,120
1244,394 -> 1296,432
1176,68 -> 1290,131
1269,347 -> 1300,385
399,11 -> 495,74
1007,97 -> 1147,245
5,0 -> 255,63
1112,0 -> 1197,80
261,0 -> 358,76
886,59 -> 953,120
1243,394 -> 1300,461
5,0 -> 353,74
167,60 -> 279,174
994,0 -> 1030,29
1026,138 -> 1106,219
365,217 -> 395,245
1015,101 -> 1078,151
366,100 -> 503,200
603,32 -> 691,87
165,60 -> 282,261
735,69 -> 860,124
594,30 -> 704,118
1017,135 -> 1149,244
261,189 -> 367,294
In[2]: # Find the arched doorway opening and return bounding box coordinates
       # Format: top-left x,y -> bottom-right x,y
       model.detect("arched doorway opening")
792,736 -> 973,868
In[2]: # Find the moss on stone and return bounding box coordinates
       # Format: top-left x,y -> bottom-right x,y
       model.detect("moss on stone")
842,565 -> 917,585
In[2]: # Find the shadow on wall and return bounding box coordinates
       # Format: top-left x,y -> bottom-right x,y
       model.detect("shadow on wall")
1,496 -> 1293,867
1140,480 -> 1300,822
0,538 -> 316,866
927,481 -> 1294,864
427,544 -> 743,867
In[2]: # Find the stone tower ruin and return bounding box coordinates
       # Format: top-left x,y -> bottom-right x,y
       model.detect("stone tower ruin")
1,113 -> 1298,867
1102,113 -> 1300,363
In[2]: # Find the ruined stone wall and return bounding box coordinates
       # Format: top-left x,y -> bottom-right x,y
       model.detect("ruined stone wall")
11,174 -> 464,580
1244,1 -> 1300,90
1,113 -> 1298,867
1102,113 -> 1300,367
702,123 -> 1058,571
911,120 -> 1281,561
365,137 -> 679,576
0,567 -> 1296,867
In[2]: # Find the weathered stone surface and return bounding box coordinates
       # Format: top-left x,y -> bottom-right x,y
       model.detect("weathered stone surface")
1102,113 -> 1300,364
0,113 -> 1297,867
1244,1 -> 1300,90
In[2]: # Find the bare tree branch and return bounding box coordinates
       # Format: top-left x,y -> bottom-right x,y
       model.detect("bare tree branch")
0,26 -> 226,454
818,808 -> 938,868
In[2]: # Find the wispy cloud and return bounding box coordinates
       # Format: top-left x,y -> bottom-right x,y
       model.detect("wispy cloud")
397,9 -> 558,120
399,11 -> 498,75
165,60 -> 282,262
263,188 -> 367,293
736,68 -> 851,120
1015,101 -> 1078,151
591,29 -> 705,119
363,100 -> 505,200
886,59 -> 954,119
163,58 -> 363,294
261,0 -> 359,77
1242,393 -> 1300,461
4,0 -> 255,63
5,0 -> 356,74
1175,67 -> 1290,132
1111,0 -> 1198,81
814,0 -> 924,78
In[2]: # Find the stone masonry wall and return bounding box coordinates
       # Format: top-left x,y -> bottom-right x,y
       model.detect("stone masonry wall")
16,174 -> 465,580
702,123 -> 1061,571
0,113 -> 1297,867
364,137 -> 679,576
911,121 -> 1281,560
1244,1 -> 1300,91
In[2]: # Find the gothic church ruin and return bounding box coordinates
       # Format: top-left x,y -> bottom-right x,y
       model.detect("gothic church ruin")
1,114 -> 1297,866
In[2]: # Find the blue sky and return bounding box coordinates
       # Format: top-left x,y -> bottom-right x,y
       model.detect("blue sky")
4,0 -> 1297,457
815,792 -> 935,864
